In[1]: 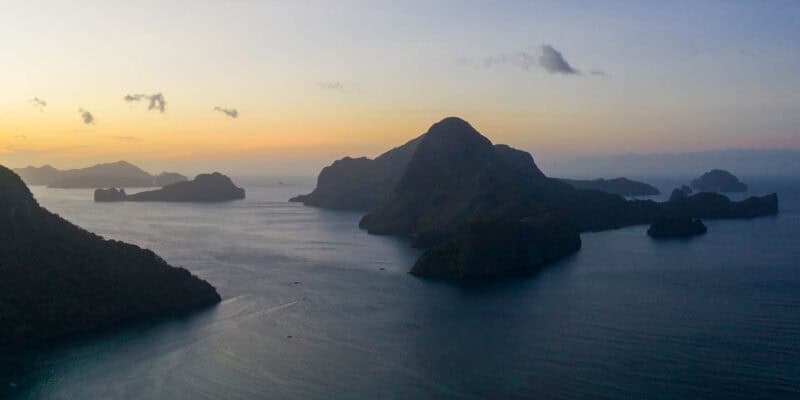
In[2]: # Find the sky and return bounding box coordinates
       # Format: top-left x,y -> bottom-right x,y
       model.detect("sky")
1,0 -> 799,176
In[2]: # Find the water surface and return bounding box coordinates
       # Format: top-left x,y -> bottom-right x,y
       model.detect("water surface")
3,178 -> 799,399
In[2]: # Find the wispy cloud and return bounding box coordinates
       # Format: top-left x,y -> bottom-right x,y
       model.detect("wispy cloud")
78,108 -> 94,124
589,69 -> 608,77
31,97 -> 47,111
463,44 -> 598,76
14,134 -> 27,140
316,81 -> 344,90
538,45 -> 579,74
213,106 -> 239,118
112,136 -> 142,142
124,92 -> 167,113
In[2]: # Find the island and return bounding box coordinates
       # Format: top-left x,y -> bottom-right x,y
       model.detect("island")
558,177 -> 660,196
690,169 -> 748,192
669,185 -> 693,202
0,165 -> 221,346
13,161 -> 188,188
647,217 -> 708,238
154,172 -> 188,187
290,136 -> 423,211
296,117 -> 779,280
411,213 -> 581,279
94,187 -> 127,202
95,172 -> 245,202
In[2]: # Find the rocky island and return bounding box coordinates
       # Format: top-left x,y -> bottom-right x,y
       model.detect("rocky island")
290,136 -> 423,210
558,177 -> 660,196
95,172 -> 245,202
647,217 -> 708,238
0,165 -> 220,346
14,161 -> 188,188
411,212 -> 581,279
690,169 -> 748,192
296,117 -> 779,280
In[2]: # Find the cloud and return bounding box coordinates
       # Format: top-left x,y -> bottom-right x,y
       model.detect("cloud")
479,52 -> 537,70
112,136 -> 142,142
589,69 -> 608,77
31,97 -> 47,110
538,45 -> 579,74
213,106 -> 239,118
464,44 -> 593,76
124,92 -> 167,113
78,108 -> 94,124
317,81 -> 344,90
15,135 -> 26,140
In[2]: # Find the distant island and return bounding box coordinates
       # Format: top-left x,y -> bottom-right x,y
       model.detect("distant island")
0,165 -> 220,346
95,172 -> 245,202
558,177 -> 660,196
690,169 -> 747,193
14,161 -> 187,189
295,117 -> 779,280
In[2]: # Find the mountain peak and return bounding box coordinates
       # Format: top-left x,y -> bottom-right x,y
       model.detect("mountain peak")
0,165 -> 39,217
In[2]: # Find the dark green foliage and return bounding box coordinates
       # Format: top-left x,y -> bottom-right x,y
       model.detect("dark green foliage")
0,166 -> 220,346
648,217 -> 707,238
412,212 -> 581,279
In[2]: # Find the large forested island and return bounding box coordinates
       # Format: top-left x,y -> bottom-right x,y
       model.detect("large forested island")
293,117 -> 779,280
13,161 -> 187,188
0,165 -> 220,346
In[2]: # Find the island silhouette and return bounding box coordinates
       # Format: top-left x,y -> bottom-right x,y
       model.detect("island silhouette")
0,166 -> 220,347
295,117 -> 779,279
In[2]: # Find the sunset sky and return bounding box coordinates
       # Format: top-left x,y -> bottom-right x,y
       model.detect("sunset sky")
2,1 -> 799,175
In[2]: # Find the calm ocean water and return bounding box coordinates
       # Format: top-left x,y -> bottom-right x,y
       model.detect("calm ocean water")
2,177 -> 799,399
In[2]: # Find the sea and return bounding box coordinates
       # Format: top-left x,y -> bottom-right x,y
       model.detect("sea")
2,176 -> 799,399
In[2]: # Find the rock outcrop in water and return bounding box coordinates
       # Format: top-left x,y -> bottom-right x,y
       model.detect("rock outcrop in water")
0,165 -> 221,346
298,117 -> 779,280
14,161 -> 188,189
669,185 -> 693,202
114,172 -> 245,202
558,177 -> 660,196
690,169 -> 747,192
647,217 -> 707,238
94,187 -> 127,202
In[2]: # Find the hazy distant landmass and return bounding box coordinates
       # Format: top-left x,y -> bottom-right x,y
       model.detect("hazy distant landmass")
297,117 -> 779,280
541,149 -> 800,179
690,169 -> 748,193
0,165 -> 220,346
14,161 -> 188,188
558,177 -> 660,196
95,172 -> 245,202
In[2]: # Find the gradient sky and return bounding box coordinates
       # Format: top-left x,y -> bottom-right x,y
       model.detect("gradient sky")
2,0 -> 799,175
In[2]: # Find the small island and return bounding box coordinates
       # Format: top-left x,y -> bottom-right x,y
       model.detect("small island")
95,172 -> 245,202
558,177 -> 660,196
0,165 -> 221,346
647,217 -> 708,238
94,187 -> 127,202
691,169 -> 747,192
